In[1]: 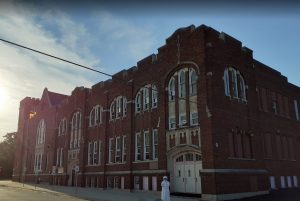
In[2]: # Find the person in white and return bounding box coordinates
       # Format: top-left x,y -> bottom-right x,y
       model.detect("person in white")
161,176 -> 170,201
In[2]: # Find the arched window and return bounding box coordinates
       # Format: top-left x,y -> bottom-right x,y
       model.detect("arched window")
178,70 -> 186,98
110,100 -> 116,120
135,92 -> 141,112
36,119 -> 46,144
90,105 -> 102,126
152,85 -> 158,108
70,111 -> 82,149
224,69 -> 230,96
223,67 -> 247,101
110,96 -> 127,119
168,77 -> 175,101
143,87 -> 149,110
189,69 -> 197,96
123,97 -> 127,116
58,118 -> 67,136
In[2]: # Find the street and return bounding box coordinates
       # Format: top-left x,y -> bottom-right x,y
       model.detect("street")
0,184 -> 85,201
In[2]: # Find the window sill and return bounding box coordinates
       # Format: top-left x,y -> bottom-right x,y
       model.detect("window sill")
86,164 -> 101,167
228,157 -> 255,161
106,162 -> 127,166
133,160 -> 157,164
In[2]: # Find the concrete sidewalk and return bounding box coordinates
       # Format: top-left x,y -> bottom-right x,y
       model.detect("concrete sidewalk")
0,180 -> 201,201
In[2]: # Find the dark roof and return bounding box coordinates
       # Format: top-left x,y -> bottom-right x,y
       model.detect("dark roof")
47,91 -> 68,106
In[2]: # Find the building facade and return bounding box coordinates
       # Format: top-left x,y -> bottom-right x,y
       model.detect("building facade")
12,25 -> 300,200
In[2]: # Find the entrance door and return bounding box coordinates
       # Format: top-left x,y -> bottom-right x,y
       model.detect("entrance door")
173,153 -> 202,194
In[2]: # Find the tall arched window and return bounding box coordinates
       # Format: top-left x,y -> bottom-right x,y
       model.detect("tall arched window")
189,69 -> 197,96
135,92 -> 142,112
143,87 -> 149,110
89,105 -> 102,126
168,78 -> 175,101
224,67 -> 247,101
58,118 -> 67,136
152,85 -> 158,108
110,96 -> 127,119
178,70 -> 186,98
70,111 -> 82,149
36,119 -> 46,144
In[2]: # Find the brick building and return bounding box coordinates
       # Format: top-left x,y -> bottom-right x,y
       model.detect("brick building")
12,24 -> 300,200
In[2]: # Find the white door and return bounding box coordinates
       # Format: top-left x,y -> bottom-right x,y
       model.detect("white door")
195,162 -> 202,194
185,164 -> 195,193
152,176 -> 157,191
173,153 -> 202,194
270,176 -> 276,189
174,163 -> 185,192
280,176 -> 286,188
143,176 -> 149,190
287,176 -> 292,188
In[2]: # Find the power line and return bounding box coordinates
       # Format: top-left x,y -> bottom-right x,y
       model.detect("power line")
0,37 -> 198,104
0,37 -> 267,124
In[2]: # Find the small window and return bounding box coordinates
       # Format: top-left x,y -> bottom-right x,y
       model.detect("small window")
143,87 -> 150,110
144,131 -> 150,160
195,154 -> 202,161
135,133 -> 142,161
185,153 -> 193,161
179,114 -> 187,127
169,117 -> 176,130
152,129 -> 158,160
190,112 -> 198,125
110,101 -> 116,120
115,137 -> 121,163
123,97 -> 127,117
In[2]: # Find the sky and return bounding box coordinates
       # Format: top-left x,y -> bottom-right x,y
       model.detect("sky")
0,0 -> 299,140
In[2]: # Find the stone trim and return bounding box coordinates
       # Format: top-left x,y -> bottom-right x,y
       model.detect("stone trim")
200,168 -> 268,174
202,191 -> 269,201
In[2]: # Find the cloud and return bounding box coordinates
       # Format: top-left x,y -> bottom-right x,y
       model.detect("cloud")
93,11 -> 157,61
0,1 -> 101,139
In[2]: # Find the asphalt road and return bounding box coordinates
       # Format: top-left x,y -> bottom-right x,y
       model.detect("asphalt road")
0,185 -> 86,201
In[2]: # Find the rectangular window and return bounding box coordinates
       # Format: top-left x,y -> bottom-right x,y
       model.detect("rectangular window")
56,148 -> 60,166
294,100 -> 299,121
179,114 -> 187,127
88,142 -> 93,165
109,138 -> 114,163
283,96 -> 290,118
98,141 -> 101,165
115,137 -> 121,163
135,133 -> 142,161
231,69 -> 238,98
271,91 -> 278,114
152,129 -> 158,160
144,131 -> 150,160
122,136 -> 127,162
190,112 -> 198,125
116,98 -> 122,118
93,141 -> 98,165
143,88 -> 149,110
293,176 -> 298,187
169,117 -> 176,130
152,88 -> 158,108
59,148 -> 63,167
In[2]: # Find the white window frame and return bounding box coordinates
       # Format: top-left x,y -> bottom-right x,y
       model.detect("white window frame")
122,136 -> 126,162
37,119 -> 46,145
135,92 -> 141,113
110,100 -> 116,120
168,77 -> 175,101
59,148 -> 63,167
239,75 -> 246,101
71,111 -> 81,149
190,112 -> 198,126
95,105 -> 101,124
123,97 -> 127,117
179,113 -> 187,127
116,97 -> 122,118
93,141 -> 98,165
144,131 -> 150,160
152,85 -> 158,108
88,142 -> 92,165
178,70 -> 186,98
135,133 -> 142,161
169,117 -> 176,130
143,87 -> 150,110
115,137 -> 121,163
89,107 -> 96,127
98,140 -> 101,165
189,69 -> 197,96
152,129 -> 158,160
109,138 -> 114,163
231,68 -> 239,98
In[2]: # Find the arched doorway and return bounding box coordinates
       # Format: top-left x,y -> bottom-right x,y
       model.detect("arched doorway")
173,153 -> 202,194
